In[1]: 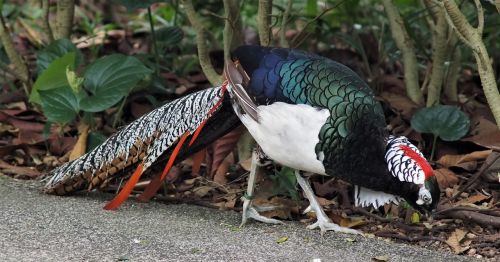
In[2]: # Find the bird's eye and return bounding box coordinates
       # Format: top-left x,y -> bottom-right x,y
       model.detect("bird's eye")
423,196 -> 431,202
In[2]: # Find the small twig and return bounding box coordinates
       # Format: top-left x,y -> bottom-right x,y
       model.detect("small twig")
291,2 -> 343,48
41,0 -> 54,42
449,153 -> 500,202
351,207 -> 393,223
147,6 -> 160,77
155,195 -> 222,209
434,205 -> 500,216
436,204 -> 500,228
375,231 -> 445,242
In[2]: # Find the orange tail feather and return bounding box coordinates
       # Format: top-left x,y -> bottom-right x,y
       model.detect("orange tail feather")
137,131 -> 190,201
104,164 -> 145,210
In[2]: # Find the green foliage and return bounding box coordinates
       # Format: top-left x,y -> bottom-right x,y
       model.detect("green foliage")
30,52 -> 77,104
87,131 -> 108,152
39,86 -> 80,124
156,26 -> 184,47
411,105 -> 470,141
31,43 -> 152,125
271,166 -> 299,201
36,39 -> 82,73
112,0 -> 162,11
80,54 -> 152,112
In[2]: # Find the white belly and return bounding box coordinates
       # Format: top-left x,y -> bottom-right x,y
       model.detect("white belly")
238,102 -> 329,175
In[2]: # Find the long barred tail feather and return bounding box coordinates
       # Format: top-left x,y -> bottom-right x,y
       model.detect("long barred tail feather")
44,86 -> 236,198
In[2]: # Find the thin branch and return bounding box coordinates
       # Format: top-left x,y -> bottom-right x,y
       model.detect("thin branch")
291,2 -> 342,48
257,0 -> 272,46
474,0 -> 484,35
279,0 -> 292,48
0,14 -> 29,90
382,0 -> 424,105
41,0 -> 54,42
0,60 -> 25,81
449,152 -> 500,202
181,0 -> 222,85
55,0 -> 75,39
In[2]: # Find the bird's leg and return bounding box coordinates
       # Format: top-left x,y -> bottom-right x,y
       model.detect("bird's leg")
295,171 -> 361,236
240,149 -> 284,226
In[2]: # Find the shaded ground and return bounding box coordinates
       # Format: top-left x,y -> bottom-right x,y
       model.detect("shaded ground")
0,177 -> 479,262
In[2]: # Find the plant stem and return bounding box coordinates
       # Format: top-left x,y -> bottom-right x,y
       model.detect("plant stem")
42,0 -> 54,42
112,97 -> 128,129
55,0 -> 75,39
148,6 -> 160,77
430,135 -> 438,161
257,0 -> 272,46
279,0 -> 292,48
181,0 -> 222,85
382,0 -> 424,105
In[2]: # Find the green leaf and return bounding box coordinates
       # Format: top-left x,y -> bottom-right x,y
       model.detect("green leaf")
30,52 -> 76,104
156,26 -> 184,47
411,105 -> 470,141
39,85 -> 80,124
37,38 -> 82,73
276,236 -> 289,244
306,0 -> 317,17
80,54 -> 152,112
66,67 -> 84,93
112,0 -> 160,10
271,166 -> 299,201
411,211 -> 420,224
86,131 -> 107,152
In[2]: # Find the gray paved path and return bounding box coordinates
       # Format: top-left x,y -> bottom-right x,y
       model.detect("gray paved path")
0,176 -> 477,261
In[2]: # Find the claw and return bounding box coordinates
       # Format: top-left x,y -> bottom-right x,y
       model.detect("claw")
240,150 -> 284,227
295,171 -> 362,236
240,196 -> 283,226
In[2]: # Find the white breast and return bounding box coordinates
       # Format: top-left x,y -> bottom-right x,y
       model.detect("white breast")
237,102 -> 329,175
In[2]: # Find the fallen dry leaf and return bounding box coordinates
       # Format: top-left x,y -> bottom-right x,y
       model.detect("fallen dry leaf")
239,157 -> 252,171
0,159 -> 41,178
276,236 -> 288,244
437,150 -> 491,168
372,255 -> 390,261
190,149 -> 206,176
380,91 -> 418,120
69,124 -> 89,161
254,196 -> 298,220
206,126 -> 244,178
455,193 -> 491,206
446,228 -> 469,254
434,168 -> 459,189
462,116 -> 500,148
192,185 -> 216,198
339,216 -> 367,228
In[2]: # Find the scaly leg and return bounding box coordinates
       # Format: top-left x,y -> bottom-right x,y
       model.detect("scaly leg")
240,150 -> 283,226
295,171 -> 361,236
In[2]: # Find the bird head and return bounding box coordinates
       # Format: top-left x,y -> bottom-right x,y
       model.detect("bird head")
385,136 -> 441,214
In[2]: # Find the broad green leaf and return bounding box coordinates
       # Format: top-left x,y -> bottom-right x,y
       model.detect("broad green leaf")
306,0 -> 317,17
112,0 -> 160,10
156,26 -> 184,47
37,38 -> 82,73
80,54 -> 152,112
411,105 -> 470,141
39,85 -> 80,124
66,67 -> 84,93
271,166 -> 299,200
87,131 -> 107,152
30,52 -> 76,104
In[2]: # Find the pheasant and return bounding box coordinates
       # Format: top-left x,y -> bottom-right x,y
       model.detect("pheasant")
44,45 -> 440,235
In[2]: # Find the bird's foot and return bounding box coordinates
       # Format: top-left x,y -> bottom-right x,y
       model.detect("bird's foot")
306,218 -> 361,236
240,197 -> 284,227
